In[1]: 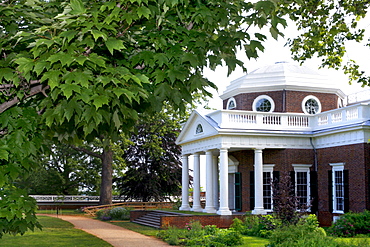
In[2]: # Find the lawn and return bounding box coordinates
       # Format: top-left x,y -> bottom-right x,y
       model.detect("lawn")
1,216 -> 111,247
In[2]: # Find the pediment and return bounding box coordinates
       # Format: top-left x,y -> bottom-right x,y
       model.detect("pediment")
176,110 -> 219,145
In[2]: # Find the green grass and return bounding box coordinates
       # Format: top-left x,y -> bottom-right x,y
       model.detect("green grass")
1,216 -> 111,247
237,236 -> 270,247
108,220 -> 160,237
37,209 -> 85,215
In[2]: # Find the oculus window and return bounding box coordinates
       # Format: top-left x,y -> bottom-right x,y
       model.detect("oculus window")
253,95 -> 275,112
302,95 -> 321,114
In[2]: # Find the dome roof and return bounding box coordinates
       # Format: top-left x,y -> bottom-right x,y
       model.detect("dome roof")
220,62 -> 344,100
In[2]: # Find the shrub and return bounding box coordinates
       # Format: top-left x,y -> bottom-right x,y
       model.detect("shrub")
108,207 -> 131,220
267,222 -> 335,247
231,214 -> 280,237
96,208 -> 111,221
327,211 -> 370,237
96,207 -> 132,221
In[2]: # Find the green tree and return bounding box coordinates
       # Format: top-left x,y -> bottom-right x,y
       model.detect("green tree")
115,110 -> 183,202
1,0 -> 284,236
16,142 -> 102,195
282,0 -> 370,85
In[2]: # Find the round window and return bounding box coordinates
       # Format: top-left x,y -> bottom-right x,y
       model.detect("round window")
302,95 -> 321,114
253,95 -> 275,112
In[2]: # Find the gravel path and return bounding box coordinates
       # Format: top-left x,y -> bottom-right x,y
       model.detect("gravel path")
43,214 -> 172,247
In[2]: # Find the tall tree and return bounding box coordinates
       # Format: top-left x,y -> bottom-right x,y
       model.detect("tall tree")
115,110 -> 183,202
16,142 -> 102,195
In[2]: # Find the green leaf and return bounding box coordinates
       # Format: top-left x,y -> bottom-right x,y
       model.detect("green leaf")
41,70 -> 62,88
60,84 -> 81,99
112,110 -> 121,129
90,30 -> 108,41
105,38 -> 126,55
0,149 -> 9,161
92,95 -> 109,109
137,6 -> 151,18
15,57 -> 34,74
0,68 -> 14,81
70,0 -> 86,15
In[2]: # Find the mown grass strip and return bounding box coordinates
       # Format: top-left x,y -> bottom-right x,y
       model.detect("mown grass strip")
1,216 -> 111,247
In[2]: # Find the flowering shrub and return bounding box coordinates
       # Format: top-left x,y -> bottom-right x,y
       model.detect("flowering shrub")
328,210 -> 370,237
231,214 -> 280,237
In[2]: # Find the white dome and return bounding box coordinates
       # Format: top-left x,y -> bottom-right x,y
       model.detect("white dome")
220,62 -> 344,100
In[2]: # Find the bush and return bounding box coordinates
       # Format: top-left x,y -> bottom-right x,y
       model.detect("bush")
327,211 -> 370,237
96,207 -> 132,221
267,222 -> 336,247
231,214 -> 280,237
157,221 -> 243,247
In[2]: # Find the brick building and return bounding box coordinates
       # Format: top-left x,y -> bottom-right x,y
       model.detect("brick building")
176,62 -> 370,225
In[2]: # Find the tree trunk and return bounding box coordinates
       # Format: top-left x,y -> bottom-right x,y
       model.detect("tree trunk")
99,146 -> 113,205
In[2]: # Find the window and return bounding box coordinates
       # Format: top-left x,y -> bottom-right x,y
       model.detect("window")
330,163 -> 346,213
195,124 -> 203,134
253,95 -> 275,112
227,97 -> 236,109
292,164 -> 312,210
302,95 -> 321,114
263,164 -> 275,211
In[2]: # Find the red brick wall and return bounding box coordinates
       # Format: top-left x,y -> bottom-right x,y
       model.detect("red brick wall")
316,143 -> 370,224
223,90 -> 338,113
229,144 -> 369,225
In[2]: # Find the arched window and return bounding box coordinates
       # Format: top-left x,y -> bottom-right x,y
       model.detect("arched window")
227,97 -> 236,109
252,95 -> 275,112
195,124 -> 203,134
302,95 -> 321,114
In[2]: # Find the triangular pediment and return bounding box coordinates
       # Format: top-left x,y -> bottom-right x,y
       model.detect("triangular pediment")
176,110 -> 219,145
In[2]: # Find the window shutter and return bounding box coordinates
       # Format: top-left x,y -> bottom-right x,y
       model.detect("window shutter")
344,170 -> 349,213
310,171 -> 318,213
250,171 -> 254,210
328,170 -> 333,213
235,172 -> 242,211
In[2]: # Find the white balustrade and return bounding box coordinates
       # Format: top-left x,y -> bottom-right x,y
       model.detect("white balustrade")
207,103 -> 370,132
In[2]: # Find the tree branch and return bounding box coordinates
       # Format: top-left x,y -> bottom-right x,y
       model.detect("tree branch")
70,145 -> 103,159
0,84 -> 49,114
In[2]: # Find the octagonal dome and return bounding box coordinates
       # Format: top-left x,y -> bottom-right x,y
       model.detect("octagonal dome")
220,62 -> 344,100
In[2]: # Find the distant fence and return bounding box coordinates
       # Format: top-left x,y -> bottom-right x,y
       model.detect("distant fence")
30,195 -> 124,202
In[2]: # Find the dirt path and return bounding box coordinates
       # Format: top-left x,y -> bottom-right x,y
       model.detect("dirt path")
43,214 -> 172,247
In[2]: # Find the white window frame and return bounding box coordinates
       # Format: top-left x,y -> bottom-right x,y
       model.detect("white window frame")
302,95 -> 322,115
263,164 -> 275,212
227,97 -> 236,110
292,164 -> 312,211
330,163 -> 345,214
253,95 -> 275,112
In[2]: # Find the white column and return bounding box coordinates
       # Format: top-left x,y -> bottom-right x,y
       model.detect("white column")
179,154 -> 191,211
204,150 -> 216,213
217,148 -> 232,215
192,153 -> 202,212
213,155 -> 219,209
252,148 -> 266,214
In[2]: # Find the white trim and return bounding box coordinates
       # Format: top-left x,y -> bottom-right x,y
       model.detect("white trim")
227,97 -> 236,110
330,162 -> 345,214
292,164 -> 312,210
263,164 -> 275,212
253,95 -> 275,112
302,95 -> 322,114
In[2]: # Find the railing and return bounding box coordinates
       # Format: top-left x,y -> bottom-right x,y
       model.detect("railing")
206,103 -> 370,132
208,110 -> 312,131
30,195 -> 124,202
83,201 -> 175,216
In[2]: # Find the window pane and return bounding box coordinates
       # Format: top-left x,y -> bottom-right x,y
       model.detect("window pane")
263,172 -> 272,210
